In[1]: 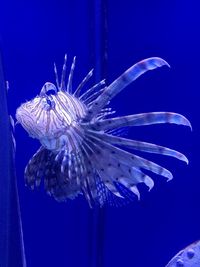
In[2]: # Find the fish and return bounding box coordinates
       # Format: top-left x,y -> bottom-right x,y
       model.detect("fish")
165,240 -> 200,267
16,55 -> 191,207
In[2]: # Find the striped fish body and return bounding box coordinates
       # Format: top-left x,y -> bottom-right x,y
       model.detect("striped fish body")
16,56 -> 191,207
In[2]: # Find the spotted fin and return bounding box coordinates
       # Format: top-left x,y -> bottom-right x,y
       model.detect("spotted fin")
76,130 -> 176,206
86,133 -> 173,180
25,146 -> 81,201
86,130 -> 189,164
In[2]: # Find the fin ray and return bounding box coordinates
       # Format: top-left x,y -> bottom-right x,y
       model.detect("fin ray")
86,130 -> 189,163
86,112 -> 192,131
85,57 -> 170,120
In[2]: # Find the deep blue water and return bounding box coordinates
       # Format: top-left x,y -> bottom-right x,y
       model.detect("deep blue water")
0,1 -> 199,267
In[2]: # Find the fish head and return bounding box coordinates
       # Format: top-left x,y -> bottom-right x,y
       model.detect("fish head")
16,82 -> 67,140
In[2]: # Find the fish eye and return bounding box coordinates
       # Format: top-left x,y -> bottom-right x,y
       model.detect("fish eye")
46,99 -> 52,105
40,82 -> 57,97
46,89 -> 56,96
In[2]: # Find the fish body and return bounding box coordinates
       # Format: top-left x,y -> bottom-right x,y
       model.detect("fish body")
166,240 -> 200,267
16,55 -> 191,207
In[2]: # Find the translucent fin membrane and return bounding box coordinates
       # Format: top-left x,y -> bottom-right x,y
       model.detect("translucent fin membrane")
87,130 -> 189,164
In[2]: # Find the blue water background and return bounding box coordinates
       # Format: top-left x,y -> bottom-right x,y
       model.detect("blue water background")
0,1 -> 199,266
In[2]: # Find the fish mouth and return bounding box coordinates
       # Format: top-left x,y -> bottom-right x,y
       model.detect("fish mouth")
15,106 -> 39,139
15,106 -> 30,125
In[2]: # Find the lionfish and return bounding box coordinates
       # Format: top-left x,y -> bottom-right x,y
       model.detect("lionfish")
16,55 -> 191,207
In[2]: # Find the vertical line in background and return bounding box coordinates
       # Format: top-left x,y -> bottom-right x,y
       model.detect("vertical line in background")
0,52 -> 26,267
88,0 -> 108,267
93,0 -> 108,80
